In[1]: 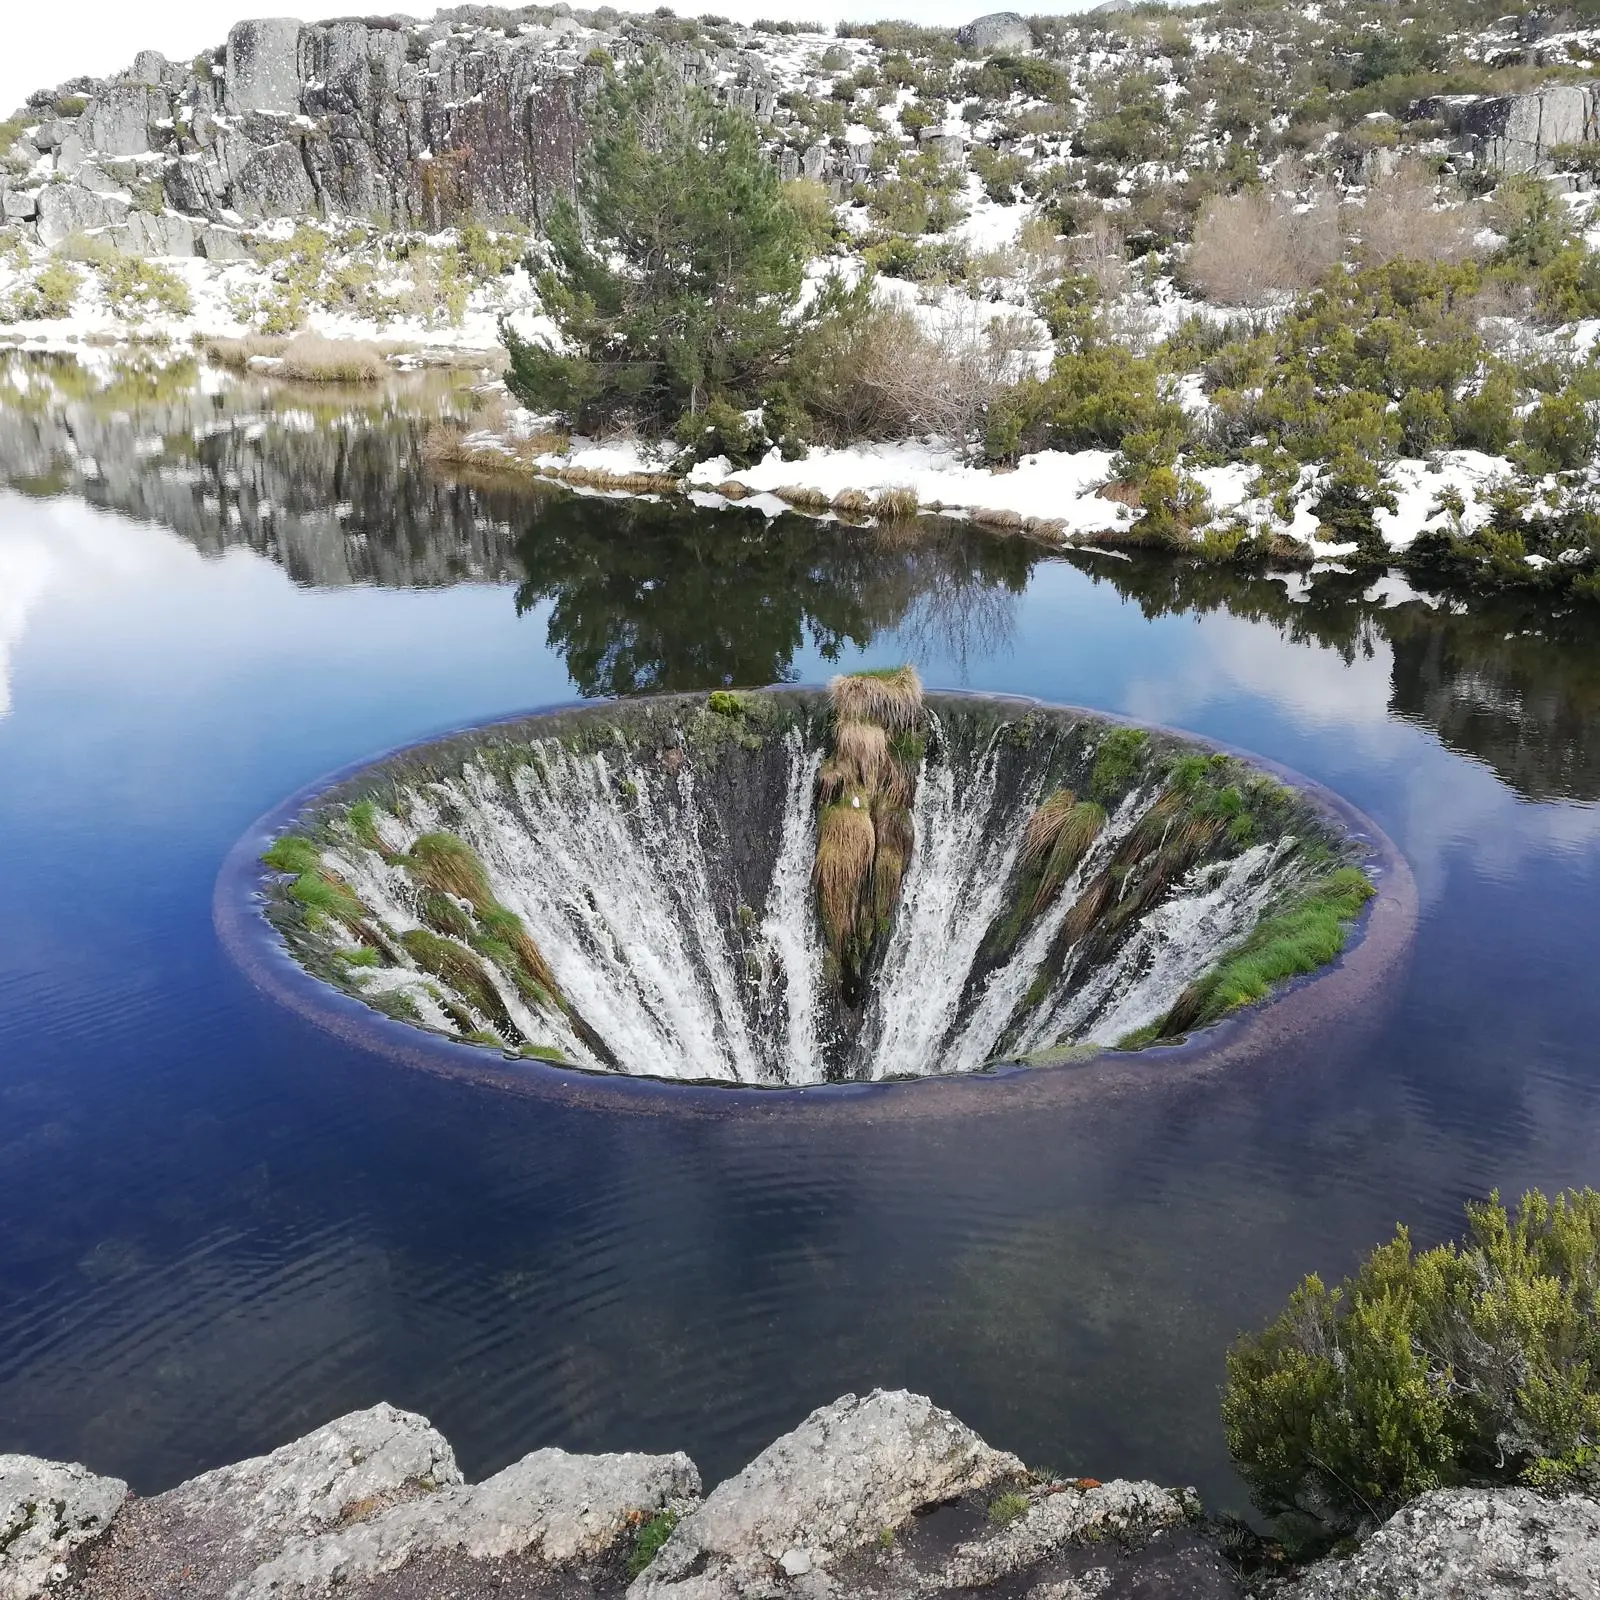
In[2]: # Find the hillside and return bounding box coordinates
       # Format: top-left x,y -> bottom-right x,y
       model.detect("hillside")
7,1 -> 1600,595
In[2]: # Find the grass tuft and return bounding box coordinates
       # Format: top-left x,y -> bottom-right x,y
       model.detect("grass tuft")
815,801 -> 876,949
277,333 -> 388,383
1158,867 -> 1375,1037
627,1509 -> 679,1578
1019,791 -> 1106,919
987,1490 -> 1030,1526
406,832 -> 494,909
828,665 -> 924,732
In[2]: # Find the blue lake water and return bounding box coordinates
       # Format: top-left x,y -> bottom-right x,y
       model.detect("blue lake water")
2,367 -> 1599,1509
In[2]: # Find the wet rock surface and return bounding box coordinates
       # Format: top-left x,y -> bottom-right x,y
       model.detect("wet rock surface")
5,1392 -> 1598,1600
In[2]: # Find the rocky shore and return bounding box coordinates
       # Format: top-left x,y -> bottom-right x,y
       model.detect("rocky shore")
4,1390 -> 1596,1600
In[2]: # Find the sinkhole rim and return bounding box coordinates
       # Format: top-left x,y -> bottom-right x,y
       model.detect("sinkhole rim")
214,688 -> 1417,1117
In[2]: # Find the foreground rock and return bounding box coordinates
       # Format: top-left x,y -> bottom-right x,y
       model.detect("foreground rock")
76,1404 -> 459,1600
5,1391 -> 1600,1600
0,1456 -> 126,1600
1285,1486 -> 1600,1599
629,1391 -> 1024,1599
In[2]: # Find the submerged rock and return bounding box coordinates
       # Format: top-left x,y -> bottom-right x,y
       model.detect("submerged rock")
628,1390 -> 1021,1600
0,1455 -> 127,1600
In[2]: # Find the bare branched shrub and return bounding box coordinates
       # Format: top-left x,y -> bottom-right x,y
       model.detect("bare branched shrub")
1350,161 -> 1485,267
1066,213 -> 1131,303
1184,189 -> 1340,306
796,297 -> 1046,445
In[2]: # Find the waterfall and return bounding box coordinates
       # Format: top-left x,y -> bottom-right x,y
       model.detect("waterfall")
271,695 -> 1359,1086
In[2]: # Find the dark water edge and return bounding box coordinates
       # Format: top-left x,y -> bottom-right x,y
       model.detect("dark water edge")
2,362 -> 1599,1513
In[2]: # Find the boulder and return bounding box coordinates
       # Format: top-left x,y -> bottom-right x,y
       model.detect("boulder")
0,1454 -> 127,1600
955,12 -> 1034,55
230,140 -> 318,219
114,209 -> 197,256
129,51 -> 170,88
76,1404 -> 458,1600
1288,1487 -> 1600,1600
225,20 -> 306,117
34,180 -> 130,246
1423,83 -> 1600,173
79,84 -> 168,157
198,223 -> 252,260
629,1390 -> 1024,1600
0,187 -> 38,220
233,1447 -> 701,1599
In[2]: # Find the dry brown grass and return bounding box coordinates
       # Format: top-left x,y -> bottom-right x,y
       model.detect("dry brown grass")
828,666 -> 924,732
202,333 -> 290,369
1351,161 -> 1484,267
1185,188 -> 1341,306
775,485 -> 833,513
815,802 -> 876,948
406,832 -> 493,909
278,333 -> 388,383
831,720 -> 892,788
871,486 -> 920,525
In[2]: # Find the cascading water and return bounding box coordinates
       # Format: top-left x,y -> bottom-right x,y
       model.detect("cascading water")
255,688 -> 1376,1086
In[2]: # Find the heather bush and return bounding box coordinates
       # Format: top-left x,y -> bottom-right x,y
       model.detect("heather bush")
1225,1189 -> 1600,1546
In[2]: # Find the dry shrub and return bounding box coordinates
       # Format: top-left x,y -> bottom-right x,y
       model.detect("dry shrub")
815,802 -> 876,948
828,666 -> 924,731
1065,213 -> 1131,302
1185,188 -> 1341,306
277,333 -> 388,383
203,333 -> 288,369
1351,162 -> 1484,267
800,299 -> 1045,446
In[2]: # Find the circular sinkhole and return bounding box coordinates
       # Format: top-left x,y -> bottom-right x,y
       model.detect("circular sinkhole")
221,681 -> 1410,1090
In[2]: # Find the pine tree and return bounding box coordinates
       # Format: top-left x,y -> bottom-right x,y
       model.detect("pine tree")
504,60 -> 809,433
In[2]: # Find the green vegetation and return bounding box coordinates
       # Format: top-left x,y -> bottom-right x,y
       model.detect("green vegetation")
0,260 -> 82,323
986,1490 -> 1031,1526
1225,1189 -> 1600,1548
627,1509 -> 679,1578
262,834 -> 366,932
96,254 -> 193,322
1158,867 -> 1374,1037
1018,791 -> 1105,918
504,57 -> 811,434
1088,727 -> 1148,803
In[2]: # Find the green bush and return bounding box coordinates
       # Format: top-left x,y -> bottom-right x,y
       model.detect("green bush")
503,57 -> 810,430
1224,1188 -> 1600,1546
0,259 -> 82,322
97,254 -> 193,321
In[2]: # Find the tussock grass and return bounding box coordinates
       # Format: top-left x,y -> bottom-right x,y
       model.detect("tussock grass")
988,1491 -> 1030,1525
277,333 -> 388,383
406,832 -> 493,909
263,834 -> 321,876
1158,867 -> 1375,1037
815,801 -> 876,949
1020,791 -> 1105,918
400,926 -> 512,1037
828,665 -> 923,732
831,487 -> 873,519
774,485 -> 832,512
825,720 -> 891,793
871,485 -> 920,524
203,333 -> 289,370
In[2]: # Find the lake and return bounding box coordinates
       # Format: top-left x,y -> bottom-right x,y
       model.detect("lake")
2,357 -> 1598,1511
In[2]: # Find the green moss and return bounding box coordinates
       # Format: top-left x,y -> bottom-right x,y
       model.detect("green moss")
1089,727 -> 1148,802
987,1491 -> 1030,1526
627,1510 -> 679,1578
1159,867 -> 1375,1037
707,689 -> 749,716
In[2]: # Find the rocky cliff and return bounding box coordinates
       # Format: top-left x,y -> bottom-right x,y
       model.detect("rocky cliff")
4,1390 -> 1596,1600
0,7 -> 808,259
